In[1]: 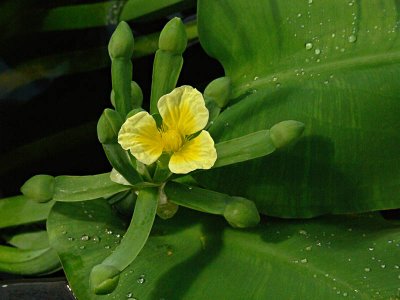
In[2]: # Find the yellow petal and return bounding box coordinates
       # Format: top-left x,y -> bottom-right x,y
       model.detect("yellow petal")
169,131 -> 217,174
158,86 -> 209,135
118,111 -> 163,165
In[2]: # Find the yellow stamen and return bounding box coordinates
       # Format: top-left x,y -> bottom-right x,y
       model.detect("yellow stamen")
161,129 -> 184,152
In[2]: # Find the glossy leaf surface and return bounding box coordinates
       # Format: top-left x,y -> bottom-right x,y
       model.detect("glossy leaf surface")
0,195 -> 54,228
47,199 -> 400,299
196,0 -> 400,217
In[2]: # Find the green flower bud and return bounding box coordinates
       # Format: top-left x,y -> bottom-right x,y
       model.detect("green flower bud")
158,17 -> 187,54
90,264 -> 120,295
108,21 -> 134,59
126,108 -> 145,120
97,109 -> 124,144
110,89 -> 116,108
204,77 -> 232,108
130,81 -> 143,108
223,197 -> 260,228
20,174 -> 55,203
270,120 -> 305,149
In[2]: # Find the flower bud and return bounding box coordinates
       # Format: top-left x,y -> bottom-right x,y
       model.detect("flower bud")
97,109 -> 123,144
204,77 -> 232,108
158,17 -> 187,54
223,197 -> 260,228
270,120 -> 305,149
108,21 -> 134,59
90,264 -> 120,295
130,81 -> 143,108
20,174 -> 55,203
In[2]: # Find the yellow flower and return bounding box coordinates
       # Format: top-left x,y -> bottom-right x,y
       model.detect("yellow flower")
118,86 -> 217,174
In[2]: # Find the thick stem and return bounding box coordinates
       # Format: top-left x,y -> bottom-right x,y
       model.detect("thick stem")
90,187 -> 159,294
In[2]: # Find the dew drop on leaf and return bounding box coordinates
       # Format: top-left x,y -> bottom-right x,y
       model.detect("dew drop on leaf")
305,42 -> 313,50
348,35 -> 357,43
80,234 -> 90,241
137,274 -> 146,284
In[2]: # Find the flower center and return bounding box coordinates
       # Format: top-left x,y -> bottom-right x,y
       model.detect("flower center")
161,129 -> 184,152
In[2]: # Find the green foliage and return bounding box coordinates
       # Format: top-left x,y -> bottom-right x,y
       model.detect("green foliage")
48,199 -> 400,299
1,1 -> 400,298
195,0 -> 400,217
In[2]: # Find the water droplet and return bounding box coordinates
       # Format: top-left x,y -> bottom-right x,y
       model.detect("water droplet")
314,48 -> 321,55
188,186 -> 193,190
331,33 -> 336,38
299,230 -> 308,235
313,274 -> 317,278
368,247 -> 374,251
316,242 -> 322,247
253,76 -> 259,81
364,267 -> 371,272
1,284 -> 8,288
348,35 -> 357,43
79,245 -> 85,250
394,265 -> 399,269
324,80 -> 329,85
137,275 -> 146,284
297,13 -> 302,18
92,236 -> 101,243
104,245 -> 111,249
67,237 -> 75,241
116,234 -> 121,238
305,246 -> 312,251
106,229 -> 113,235
126,292 -> 137,299
275,83 -> 281,88
62,231 -> 67,235
305,42 -> 313,50
301,258 -> 308,263
381,264 -> 386,268
81,234 -> 90,241
343,292 -> 348,297
272,76 -> 278,82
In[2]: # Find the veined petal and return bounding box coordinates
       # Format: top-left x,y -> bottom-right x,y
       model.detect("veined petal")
169,131 -> 217,174
118,111 -> 163,165
158,86 -> 209,136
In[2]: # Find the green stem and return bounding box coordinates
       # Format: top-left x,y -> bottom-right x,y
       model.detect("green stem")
165,182 -> 260,228
165,181 -> 227,214
150,17 -> 187,114
102,144 -> 143,185
213,130 -> 276,168
0,195 -> 54,229
90,187 -> 159,295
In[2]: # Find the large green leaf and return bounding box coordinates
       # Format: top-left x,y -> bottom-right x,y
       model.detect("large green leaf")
195,0 -> 400,217
47,199 -> 400,299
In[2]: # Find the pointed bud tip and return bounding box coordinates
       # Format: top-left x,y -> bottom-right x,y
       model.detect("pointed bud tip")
20,174 -> 54,203
204,77 -> 232,108
90,264 -> 120,295
108,21 -> 134,59
270,120 -> 305,149
159,17 -> 187,53
223,197 -> 260,228
97,109 -> 123,144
